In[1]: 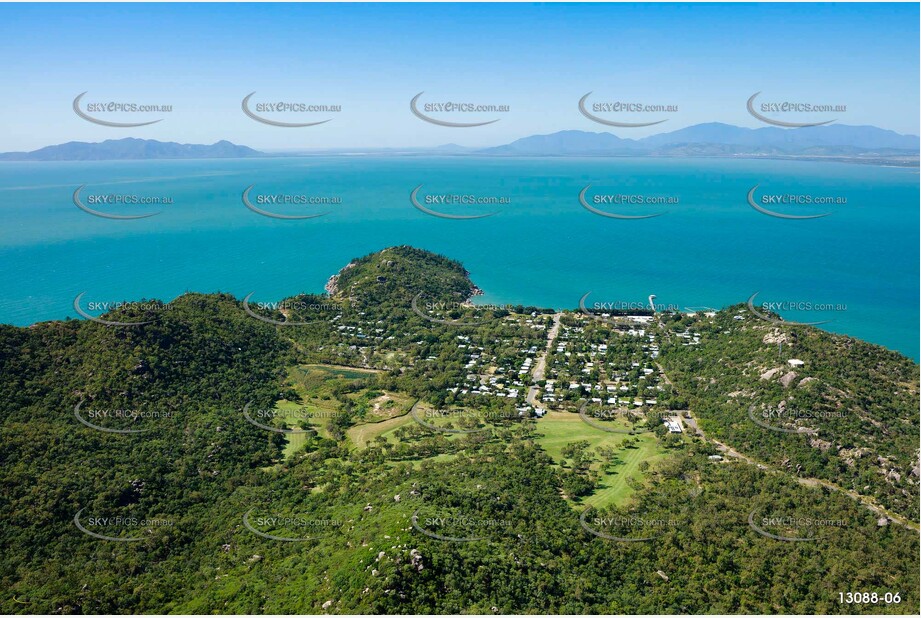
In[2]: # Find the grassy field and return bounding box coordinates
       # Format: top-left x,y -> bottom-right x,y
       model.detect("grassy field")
345,413 -> 463,471
268,363 -> 385,458
290,363 -> 378,389
347,402 -> 500,448
313,364 -> 380,379
348,390 -> 415,422
346,404 -> 477,448
346,413 -> 414,449
276,365 -> 665,508
279,364 -> 671,502
270,399 -> 337,457
535,411 -> 669,509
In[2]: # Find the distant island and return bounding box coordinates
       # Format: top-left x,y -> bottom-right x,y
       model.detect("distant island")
1,123 -> 918,164
477,123 -> 919,165
0,138 -> 262,161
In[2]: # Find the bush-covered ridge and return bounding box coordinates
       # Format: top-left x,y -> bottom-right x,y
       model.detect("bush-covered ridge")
326,245 -> 477,306
659,306 -> 919,520
0,248 -> 918,614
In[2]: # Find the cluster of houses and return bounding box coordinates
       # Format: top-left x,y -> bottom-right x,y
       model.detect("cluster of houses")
541,316 -> 665,411
674,328 -> 701,346
443,321 -> 549,402
319,309 -> 699,437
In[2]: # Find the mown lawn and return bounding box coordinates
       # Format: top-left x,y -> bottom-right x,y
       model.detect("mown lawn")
535,411 -> 668,509
346,413 -> 413,449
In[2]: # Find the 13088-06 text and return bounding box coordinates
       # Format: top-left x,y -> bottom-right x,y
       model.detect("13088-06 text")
838,592 -> 902,605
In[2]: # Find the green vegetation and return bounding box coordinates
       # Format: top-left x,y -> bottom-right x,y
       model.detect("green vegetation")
346,412 -> 414,449
535,411 -> 670,508
0,248 -> 917,614
659,307 -> 920,521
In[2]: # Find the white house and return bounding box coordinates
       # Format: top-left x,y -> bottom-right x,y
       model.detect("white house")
664,419 -> 683,433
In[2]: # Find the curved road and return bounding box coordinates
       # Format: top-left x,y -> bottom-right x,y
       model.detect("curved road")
680,391 -> 918,532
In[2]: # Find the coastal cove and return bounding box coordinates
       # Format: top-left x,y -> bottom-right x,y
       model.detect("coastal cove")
0,156 -> 917,358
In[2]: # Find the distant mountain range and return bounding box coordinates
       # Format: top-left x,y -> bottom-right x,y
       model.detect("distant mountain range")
1,123 -> 917,162
478,123 -> 920,158
0,138 -> 262,161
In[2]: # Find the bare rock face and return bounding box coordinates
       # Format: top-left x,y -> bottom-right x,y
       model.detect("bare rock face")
839,446 -> 872,467
410,548 -> 423,572
797,376 -> 818,388
762,329 -> 790,345
809,437 -> 833,451
780,371 -> 798,388
325,261 -> 356,296
760,367 -> 782,381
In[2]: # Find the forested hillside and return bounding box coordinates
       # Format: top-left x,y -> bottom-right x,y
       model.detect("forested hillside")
0,248 -> 917,614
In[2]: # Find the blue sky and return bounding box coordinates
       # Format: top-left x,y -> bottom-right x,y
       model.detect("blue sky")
1,2 -> 918,151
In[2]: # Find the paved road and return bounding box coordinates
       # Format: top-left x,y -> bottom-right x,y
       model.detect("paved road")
526,313 -> 562,408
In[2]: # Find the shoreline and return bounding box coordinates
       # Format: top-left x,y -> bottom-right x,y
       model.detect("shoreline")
9,288 -> 917,365
1,152 -> 917,168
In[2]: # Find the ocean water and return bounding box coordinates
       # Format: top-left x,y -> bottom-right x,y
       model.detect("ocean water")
0,156 -> 917,359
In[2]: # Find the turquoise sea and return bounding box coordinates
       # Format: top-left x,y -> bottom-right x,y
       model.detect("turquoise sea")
0,157 -> 917,359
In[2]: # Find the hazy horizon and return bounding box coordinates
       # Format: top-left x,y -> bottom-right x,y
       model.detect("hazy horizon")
1,2 -> 918,152
4,120 -> 920,156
